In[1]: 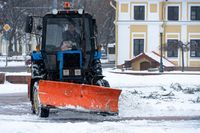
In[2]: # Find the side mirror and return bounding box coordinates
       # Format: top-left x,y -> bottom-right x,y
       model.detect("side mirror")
92,19 -> 98,34
25,16 -> 33,33
92,19 -> 98,49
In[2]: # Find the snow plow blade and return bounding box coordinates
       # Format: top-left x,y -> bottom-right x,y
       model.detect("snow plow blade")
38,80 -> 121,114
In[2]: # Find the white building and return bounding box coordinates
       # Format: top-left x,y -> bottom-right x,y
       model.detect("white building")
115,0 -> 200,70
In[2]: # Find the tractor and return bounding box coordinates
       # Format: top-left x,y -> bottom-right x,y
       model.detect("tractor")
26,6 -> 121,118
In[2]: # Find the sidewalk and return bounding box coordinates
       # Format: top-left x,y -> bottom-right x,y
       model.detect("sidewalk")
109,69 -> 200,75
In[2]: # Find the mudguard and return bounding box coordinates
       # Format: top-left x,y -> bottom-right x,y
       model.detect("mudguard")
32,51 -> 42,61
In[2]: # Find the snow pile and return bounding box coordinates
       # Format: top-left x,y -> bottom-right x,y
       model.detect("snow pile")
103,68 -> 200,117
0,81 -> 27,94
119,85 -> 200,117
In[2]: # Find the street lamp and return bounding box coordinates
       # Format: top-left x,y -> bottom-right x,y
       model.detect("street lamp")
159,26 -> 164,72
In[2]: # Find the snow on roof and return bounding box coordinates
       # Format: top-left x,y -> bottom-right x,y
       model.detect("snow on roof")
145,52 -> 175,67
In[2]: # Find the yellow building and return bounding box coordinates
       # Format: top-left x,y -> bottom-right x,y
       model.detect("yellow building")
115,0 -> 200,70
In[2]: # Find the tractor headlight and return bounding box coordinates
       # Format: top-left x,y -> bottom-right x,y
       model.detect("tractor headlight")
52,9 -> 58,15
63,69 -> 69,76
78,9 -> 84,14
74,69 -> 81,76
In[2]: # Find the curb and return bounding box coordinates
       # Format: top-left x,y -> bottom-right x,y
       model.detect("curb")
0,73 -> 5,84
0,73 -> 31,84
6,75 -> 31,84
110,71 -> 200,75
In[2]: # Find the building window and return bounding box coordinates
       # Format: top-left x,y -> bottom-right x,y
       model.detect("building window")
191,6 -> 200,20
190,40 -> 200,57
167,6 -> 179,21
134,6 -> 145,20
108,47 -> 115,54
134,39 -> 144,56
167,39 -> 178,57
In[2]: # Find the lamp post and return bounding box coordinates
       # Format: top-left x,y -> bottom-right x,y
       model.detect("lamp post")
159,26 -> 164,72
179,41 -> 185,72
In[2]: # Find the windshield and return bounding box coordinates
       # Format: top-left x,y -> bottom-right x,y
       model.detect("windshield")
45,17 -> 91,52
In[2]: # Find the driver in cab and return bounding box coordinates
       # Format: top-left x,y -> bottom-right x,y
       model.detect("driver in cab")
61,22 -> 81,50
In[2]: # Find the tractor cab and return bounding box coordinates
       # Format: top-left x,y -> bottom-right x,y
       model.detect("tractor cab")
41,11 -> 97,82
26,10 -> 99,83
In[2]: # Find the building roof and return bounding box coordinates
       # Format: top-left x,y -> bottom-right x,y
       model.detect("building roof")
130,51 -> 175,67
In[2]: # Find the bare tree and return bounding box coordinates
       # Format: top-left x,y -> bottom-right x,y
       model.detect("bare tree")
72,0 -> 115,45
0,0 -> 115,55
0,0 -> 51,55
162,40 -> 200,71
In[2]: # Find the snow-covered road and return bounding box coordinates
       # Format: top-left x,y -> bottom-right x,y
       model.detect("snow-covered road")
0,115 -> 199,133
0,68 -> 200,133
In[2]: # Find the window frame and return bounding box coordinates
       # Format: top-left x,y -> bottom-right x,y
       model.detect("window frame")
189,5 -> 200,21
190,39 -> 200,57
166,4 -> 180,21
132,4 -> 146,20
167,39 -> 179,58
133,39 -> 144,56
108,46 -> 115,55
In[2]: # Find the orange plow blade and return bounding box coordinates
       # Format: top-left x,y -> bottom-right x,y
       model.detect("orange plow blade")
38,80 -> 121,114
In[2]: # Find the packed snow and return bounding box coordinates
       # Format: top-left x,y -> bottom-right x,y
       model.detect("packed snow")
0,81 -> 27,94
0,68 -> 200,133
0,117 -> 199,133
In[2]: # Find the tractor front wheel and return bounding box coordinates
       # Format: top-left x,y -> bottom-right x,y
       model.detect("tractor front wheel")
96,79 -> 110,87
33,82 -> 49,118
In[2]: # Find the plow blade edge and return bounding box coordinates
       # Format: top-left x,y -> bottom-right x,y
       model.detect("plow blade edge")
38,80 -> 121,114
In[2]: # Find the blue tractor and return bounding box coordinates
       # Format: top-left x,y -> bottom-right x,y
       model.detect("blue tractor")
26,9 -> 121,117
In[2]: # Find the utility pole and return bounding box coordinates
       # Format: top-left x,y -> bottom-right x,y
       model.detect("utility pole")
5,32 -> 8,67
159,0 -> 167,73
159,27 -> 164,72
181,45 -> 184,72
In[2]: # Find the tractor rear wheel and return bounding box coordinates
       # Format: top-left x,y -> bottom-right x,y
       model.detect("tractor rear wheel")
96,79 -> 110,87
33,82 -> 49,118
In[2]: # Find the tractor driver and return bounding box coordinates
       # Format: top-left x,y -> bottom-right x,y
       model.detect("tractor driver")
61,22 -> 81,50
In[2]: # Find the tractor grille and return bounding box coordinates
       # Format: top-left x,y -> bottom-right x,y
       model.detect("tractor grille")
63,53 -> 80,69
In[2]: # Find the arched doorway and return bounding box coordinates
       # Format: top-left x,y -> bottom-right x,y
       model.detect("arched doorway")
140,61 -> 150,70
